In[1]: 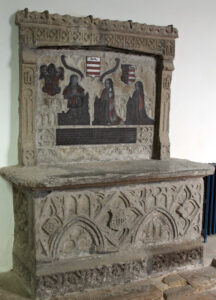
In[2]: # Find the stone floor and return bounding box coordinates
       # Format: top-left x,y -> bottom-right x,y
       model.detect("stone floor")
1,237 -> 216,300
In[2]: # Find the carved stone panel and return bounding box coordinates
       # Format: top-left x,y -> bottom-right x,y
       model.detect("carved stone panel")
15,10 -> 178,164
33,49 -> 156,163
33,178 -> 203,262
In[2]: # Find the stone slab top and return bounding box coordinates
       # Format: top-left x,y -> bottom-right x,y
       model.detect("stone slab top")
0,159 -> 214,190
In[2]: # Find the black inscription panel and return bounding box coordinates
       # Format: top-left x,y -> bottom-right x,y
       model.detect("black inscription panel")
56,128 -> 137,145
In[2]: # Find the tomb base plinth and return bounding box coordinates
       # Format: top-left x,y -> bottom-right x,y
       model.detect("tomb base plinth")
0,159 -> 213,299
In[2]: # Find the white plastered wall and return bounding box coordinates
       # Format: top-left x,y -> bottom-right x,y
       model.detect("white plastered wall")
0,0 -> 216,271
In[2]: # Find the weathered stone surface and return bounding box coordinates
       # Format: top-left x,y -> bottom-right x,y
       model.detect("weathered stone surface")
180,266 -> 216,292
0,159 -> 213,189
163,285 -> 194,299
172,290 -> 216,300
162,273 -> 187,288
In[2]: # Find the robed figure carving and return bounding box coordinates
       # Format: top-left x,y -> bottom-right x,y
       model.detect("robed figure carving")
126,81 -> 154,125
93,78 -> 123,125
58,75 -> 90,125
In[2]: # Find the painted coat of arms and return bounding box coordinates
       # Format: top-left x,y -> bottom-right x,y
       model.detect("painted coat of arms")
39,63 -> 64,96
121,64 -> 136,85
86,57 -> 101,77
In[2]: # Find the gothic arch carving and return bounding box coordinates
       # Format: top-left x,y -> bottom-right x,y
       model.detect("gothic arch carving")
133,208 -> 178,246
50,216 -> 104,259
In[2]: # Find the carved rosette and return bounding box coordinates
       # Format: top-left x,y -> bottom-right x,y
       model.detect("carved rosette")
33,178 -> 203,262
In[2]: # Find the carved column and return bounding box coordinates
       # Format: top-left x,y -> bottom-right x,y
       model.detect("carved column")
153,58 -> 174,160
19,49 -> 36,166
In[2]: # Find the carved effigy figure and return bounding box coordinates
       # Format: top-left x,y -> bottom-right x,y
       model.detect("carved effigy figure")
39,63 -> 64,96
126,81 -> 154,125
93,78 -> 123,125
58,74 -> 90,125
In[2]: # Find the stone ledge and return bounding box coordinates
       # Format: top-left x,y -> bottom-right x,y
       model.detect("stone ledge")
0,159 -> 214,190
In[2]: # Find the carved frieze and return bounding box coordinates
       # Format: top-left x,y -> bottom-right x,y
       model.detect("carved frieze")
34,178 -> 203,262
16,10 -> 178,55
37,143 -> 153,164
152,246 -> 203,273
36,258 -> 147,298
19,25 -> 176,59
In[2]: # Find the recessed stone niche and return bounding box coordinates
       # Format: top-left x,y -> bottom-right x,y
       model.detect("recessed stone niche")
0,8 -> 214,300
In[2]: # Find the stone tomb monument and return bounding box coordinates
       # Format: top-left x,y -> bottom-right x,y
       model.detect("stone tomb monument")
0,9 -> 214,299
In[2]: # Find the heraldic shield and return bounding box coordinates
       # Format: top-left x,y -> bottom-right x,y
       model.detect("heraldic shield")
121,64 -> 136,85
